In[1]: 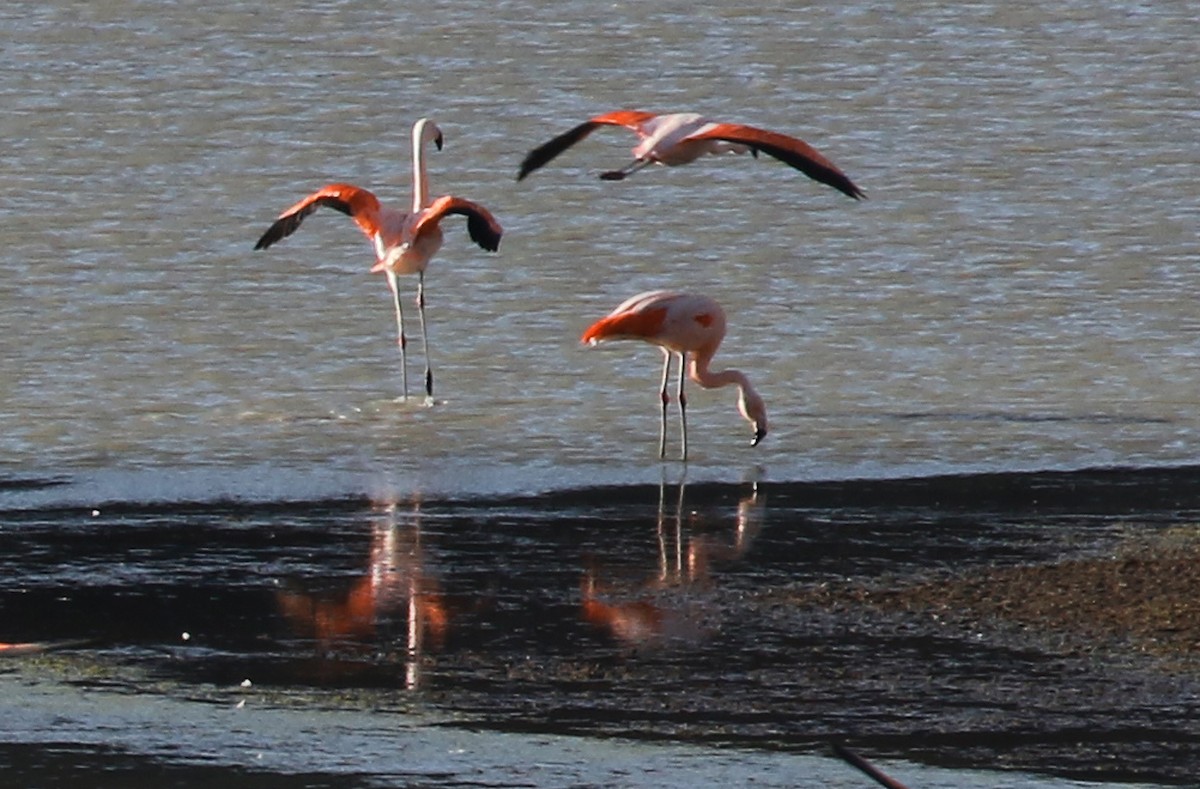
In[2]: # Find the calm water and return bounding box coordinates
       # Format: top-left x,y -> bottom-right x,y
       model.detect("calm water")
2,0 -> 1199,785
4,472 -> 1198,786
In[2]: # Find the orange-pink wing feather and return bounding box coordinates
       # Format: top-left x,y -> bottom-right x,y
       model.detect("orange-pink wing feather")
410,195 -> 503,252
587,109 -> 658,131
686,123 -> 865,199
254,184 -> 383,250
581,305 -> 670,345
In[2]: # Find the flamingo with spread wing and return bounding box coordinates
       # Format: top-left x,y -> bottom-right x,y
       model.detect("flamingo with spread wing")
255,118 -> 503,402
518,109 -> 864,199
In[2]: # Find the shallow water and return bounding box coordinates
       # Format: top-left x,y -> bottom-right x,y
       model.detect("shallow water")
2,0 -> 1200,785
1,0 -> 1199,492
4,469 -> 1200,786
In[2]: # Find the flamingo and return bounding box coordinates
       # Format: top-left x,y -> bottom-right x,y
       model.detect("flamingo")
581,290 -> 767,460
517,109 -> 864,199
254,118 -> 503,402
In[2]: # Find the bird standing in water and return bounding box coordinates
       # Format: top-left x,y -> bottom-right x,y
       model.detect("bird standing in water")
581,290 -> 768,460
255,118 -> 503,402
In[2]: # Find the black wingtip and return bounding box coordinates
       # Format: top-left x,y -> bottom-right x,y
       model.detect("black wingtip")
750,141 -> 866,200
467,214 -> 502,252
516,120 -> 601,182
253,223 -> 282,251
812,167 -> 866,201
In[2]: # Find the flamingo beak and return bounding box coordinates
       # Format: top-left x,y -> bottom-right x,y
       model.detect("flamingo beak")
751,424 -> 767,446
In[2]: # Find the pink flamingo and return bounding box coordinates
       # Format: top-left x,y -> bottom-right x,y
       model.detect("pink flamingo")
255,118 -> 503,401
518,109 -> 864,199
581,290 -> 768,460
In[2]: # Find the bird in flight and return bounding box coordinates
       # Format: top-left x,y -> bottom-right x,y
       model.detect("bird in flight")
255,118 -> 502,402
518,109 -> 864,199
581,290 -> 768,460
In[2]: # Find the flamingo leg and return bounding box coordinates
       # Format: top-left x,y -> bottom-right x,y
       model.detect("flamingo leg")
416,271 -> 433,404
656,477 -> 668,583
677,352 -> 689,462
657,348 -> 672,459
386,270 -> 410,400
599,159 -> 652,181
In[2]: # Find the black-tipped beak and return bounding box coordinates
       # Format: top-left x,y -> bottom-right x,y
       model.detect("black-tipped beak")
751,425 -> 767,447
435,133 -> 444,151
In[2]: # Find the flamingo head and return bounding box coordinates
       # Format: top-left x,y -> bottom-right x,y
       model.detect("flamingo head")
739,387 -> 768,447
413,117 -> 444,151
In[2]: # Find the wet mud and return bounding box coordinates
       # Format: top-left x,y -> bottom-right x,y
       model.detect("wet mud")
2,465 -> 1200,785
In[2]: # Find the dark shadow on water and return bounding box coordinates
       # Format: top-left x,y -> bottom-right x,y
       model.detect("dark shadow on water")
4,464 -> 1200,785
0,743 -> 380,789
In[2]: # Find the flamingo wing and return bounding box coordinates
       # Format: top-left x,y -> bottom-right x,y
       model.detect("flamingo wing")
580,291 -> 677,345
517,109 -> 658,180
412,195 -> 504,252
686,123 -> 865,199
254,184 -> 382,250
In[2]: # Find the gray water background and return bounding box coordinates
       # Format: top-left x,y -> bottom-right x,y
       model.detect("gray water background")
2,0 -> 1198,505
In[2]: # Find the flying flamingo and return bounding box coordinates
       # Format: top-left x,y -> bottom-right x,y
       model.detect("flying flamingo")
254,117 -> 503,402
517,110 -> 865,199
581,290 -> 767,460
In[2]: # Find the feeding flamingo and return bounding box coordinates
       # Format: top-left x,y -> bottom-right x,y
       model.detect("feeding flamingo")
518,110 -> 864,199
581,290 -> 767,461
254,118 -> 503,402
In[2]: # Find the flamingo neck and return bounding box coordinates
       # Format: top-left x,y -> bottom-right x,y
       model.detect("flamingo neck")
688,353 -> 748,393
689,353 -> 768,437
411,118 -> 432,212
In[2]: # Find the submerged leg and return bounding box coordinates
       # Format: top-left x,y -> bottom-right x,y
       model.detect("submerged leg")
677,352 -> 688,462
657,348 -> 672,459
416,272 -> 433,404
599,159 -> 652,181
387,270 -> 409,400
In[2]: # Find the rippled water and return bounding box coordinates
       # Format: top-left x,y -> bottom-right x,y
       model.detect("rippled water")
2,1 -> 1199,785
1,0 -> 1197,499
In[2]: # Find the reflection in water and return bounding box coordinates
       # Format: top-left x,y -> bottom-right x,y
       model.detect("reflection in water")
275,497 -> 447,688
581,479 -> 762,648
0,641 -> 60,656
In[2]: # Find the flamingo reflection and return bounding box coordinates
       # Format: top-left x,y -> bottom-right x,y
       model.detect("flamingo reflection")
0,639 -> 85,656
275,496 -> 447,687
581,480 -> 763,648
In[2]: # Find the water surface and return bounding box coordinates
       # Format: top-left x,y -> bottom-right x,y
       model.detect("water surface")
2,0 -> 1199,785
1,0 -> 1197,493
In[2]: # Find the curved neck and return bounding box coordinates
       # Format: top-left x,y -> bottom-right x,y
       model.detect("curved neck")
688,353 -> 749,393
689,351 -> 767,439
411,118 -> 433,212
